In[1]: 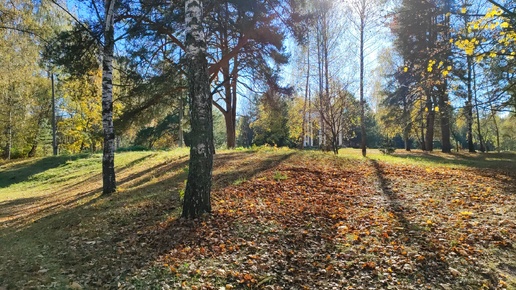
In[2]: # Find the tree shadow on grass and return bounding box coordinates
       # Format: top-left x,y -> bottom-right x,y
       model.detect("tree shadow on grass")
0,151 -> 294,288
0,154 -> 190,231
388,151 -> 516,170
212,151 -> 294,189
0,154 -> 92,189
386,151 -> 516,194
370,158 -> 507,287
370,158 -> 452,285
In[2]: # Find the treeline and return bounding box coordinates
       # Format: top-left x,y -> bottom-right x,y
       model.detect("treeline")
0,0 -> 515,161
378,0 -> 516,152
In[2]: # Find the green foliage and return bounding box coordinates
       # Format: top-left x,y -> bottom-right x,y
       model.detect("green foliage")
500,115 -> 516,151
251,91 -> 293,147
179,179 -> 187,201
57,71 -> 103,154
116,145 -> 150,152
213,109 -> 227,149
273,171 -> 288,182
0,2 -> 56,159
352,104 -> 383,148
379,137 -> 396,154
43,24 -> 99,76
134,114 -> 181,149
287,95 -> 306,145
233,177 -> 247,185
236,115 -> 254,148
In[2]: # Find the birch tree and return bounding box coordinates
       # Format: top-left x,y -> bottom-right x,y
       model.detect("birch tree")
102,0 -> 117,194
346,0 -> 386,157
181,0 -> 214,219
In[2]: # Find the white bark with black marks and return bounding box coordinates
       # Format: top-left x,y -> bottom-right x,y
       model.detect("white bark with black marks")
102,0 -> 116,194
182,0 -> 214,219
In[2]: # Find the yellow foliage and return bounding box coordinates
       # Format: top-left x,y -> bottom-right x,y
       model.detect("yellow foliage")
427,60 -> 436,72
458,5 -> 515,61
485,7 -> 503,18
59,70 -> 103,153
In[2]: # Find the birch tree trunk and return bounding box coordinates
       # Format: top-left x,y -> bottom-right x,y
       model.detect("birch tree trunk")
182,0 -> 214,219
466,55 -> 475,153
301,43 -> 310,149
359,2 -> 367,157
473,65 -> 485,152
101,0 -> 117,195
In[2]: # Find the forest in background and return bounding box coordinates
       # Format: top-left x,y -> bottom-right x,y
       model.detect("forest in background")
0,0 -> 515,161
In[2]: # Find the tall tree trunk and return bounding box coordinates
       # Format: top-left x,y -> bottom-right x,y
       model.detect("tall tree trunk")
228,56 -> 238,149
301,43 -> 310,149
425,112 -> 435,151
102,0 -> 117,195
403,95 -> 411,151
359,8 -> 367,157
425,97 -> 434,151
403,124 -> 411,151
51,73 -> 58,156
474,98 -> 485,153
178,94 -> 184,147
439,85 -> 451,153
28,116 -> 45,158
6,104 -> 12,160
220,59 -> 237,149
473,65 -> 485,152
466,55 -> 475,152
440,4 -> 452,153
317,19 -> 324,148
323,14 -> 330,150
224,113 -> 235,148
419,96 -> 426,151
182,0 -> 214,219
490,106 -> 500,152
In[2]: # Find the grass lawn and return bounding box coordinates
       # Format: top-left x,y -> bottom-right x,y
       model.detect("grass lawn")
0,147 -> 515,289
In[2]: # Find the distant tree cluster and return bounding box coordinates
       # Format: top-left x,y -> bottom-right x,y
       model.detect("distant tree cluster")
379,0 -> 516,152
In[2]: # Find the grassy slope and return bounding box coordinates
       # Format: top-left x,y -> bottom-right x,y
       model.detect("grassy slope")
0,148 -> 514,289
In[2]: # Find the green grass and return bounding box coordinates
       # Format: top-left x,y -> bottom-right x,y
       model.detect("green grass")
340,147 -> 516,170
0,147 -> 295,288
0,149 -> 192,288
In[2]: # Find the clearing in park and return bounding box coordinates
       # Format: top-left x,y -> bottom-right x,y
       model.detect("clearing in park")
0,148 -> 515,289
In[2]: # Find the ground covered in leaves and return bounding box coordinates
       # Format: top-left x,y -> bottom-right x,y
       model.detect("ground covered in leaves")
0,148 -> 515,289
